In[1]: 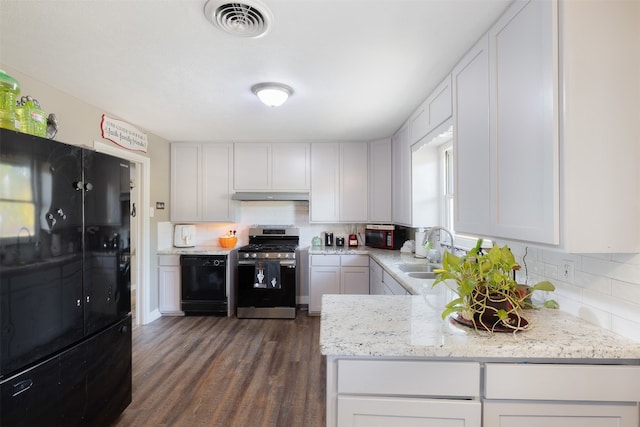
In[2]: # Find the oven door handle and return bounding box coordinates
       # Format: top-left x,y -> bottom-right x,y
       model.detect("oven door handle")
238,260 -> 296,267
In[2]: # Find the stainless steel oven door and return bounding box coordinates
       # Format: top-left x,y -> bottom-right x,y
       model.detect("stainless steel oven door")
237,260 -> 296,319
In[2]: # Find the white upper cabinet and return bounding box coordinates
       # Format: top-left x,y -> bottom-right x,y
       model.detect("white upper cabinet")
451,0 -> 639,252
340,143 -> 369,222
310,142 -> 368,223
368,139 -> 392,223
409,75 -> 452,145
488,0 -> 559,245
452,36 -> 491,237
560,0 -> 640,252
171,143 -> 235,222
234,142 -> 310,191
392,123 -> 412,226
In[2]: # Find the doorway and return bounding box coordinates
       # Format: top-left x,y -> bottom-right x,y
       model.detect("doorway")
95,141 -> 151,327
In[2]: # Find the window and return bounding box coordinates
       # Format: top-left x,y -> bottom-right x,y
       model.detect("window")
0,161 -> 36,239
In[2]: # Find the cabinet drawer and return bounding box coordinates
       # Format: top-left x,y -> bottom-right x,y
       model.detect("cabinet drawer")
340,254 -> 369,267
158,255 -> 180,266
485,364 -> 640,402
311,255 -> 341,266
338,359 -> 480,398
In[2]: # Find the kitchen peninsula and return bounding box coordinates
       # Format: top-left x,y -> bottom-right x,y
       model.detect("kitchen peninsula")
320,262 -> 640,426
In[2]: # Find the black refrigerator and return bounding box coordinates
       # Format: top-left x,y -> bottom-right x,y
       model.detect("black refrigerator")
0,129 -> 132,426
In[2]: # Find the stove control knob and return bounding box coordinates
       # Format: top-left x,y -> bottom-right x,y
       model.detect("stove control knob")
276,253 -> 282,258
250,253 -> 257,259
283,253 -> 289,259
264,253 -> 270,258
243,253 -> 250,259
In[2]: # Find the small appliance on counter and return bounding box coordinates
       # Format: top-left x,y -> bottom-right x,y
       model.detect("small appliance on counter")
348,234 -> 358,247
335,236 -> 345,247
324,231 -> 334,247
365,224 -> 407,250
174,224 -> 196,248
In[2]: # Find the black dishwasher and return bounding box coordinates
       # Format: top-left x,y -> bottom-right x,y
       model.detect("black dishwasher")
180,255 -> 227,315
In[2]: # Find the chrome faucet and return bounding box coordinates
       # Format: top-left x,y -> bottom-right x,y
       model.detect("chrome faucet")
15,227 -> 32,260
424,226 -> 454,264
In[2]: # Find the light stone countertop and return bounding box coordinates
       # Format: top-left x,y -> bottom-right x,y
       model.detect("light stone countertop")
157,245 -> 235,256
320,294 -> 640,361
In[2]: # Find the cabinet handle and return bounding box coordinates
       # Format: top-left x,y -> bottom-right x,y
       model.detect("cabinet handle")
76,299 -> 81,307
86,296 -> 90,303
12,379 -> 33,397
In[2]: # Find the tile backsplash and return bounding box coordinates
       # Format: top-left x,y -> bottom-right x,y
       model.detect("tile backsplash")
503,240 -> 640,342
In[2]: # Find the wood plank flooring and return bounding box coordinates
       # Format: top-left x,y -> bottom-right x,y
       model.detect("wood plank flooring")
111,312 -> 325,427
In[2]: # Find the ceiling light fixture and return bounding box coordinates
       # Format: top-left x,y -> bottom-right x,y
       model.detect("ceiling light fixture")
251,83 -> 293,107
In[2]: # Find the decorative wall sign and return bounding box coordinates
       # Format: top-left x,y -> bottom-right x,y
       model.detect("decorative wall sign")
100,114 -> 148,153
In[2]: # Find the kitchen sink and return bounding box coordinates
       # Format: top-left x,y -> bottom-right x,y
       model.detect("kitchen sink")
397,263 -> 438,273
407,271 -> 436,279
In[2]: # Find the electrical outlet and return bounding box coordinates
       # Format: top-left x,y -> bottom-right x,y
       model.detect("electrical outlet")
561,261 -> 574,283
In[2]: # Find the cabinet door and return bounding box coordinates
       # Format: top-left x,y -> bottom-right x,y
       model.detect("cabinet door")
392,124 -> 412,226
310,143 -> 340,222
382,271 -> 407,295
338,395 -> 481,427
170,143 -> 201,221
483,401 -> 639,427
340,142 -> 368,222
272,143 -> 310,191
489,0 -> 559,244
309,266 -> 340,314
234,143 -> 271,190
158,266 -> 182,314
202,143 -> 234,221
368,139 -> 392,223
340,267 -> 369,295
409,75 -> 453,145
452,35 -> 491,236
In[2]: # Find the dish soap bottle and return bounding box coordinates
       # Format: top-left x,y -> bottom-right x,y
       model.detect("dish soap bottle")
0,70 -> 20,131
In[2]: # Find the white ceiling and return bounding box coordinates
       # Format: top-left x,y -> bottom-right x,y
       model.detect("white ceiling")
0,0 -> 511,143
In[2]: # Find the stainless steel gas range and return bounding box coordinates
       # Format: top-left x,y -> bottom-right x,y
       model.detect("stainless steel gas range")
236,226 -> 299,319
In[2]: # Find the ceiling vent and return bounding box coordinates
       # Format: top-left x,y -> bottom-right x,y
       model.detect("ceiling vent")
204,0 -> 273,38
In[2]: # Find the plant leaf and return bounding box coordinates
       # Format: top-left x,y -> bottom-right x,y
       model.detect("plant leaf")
530,280 -> 555,292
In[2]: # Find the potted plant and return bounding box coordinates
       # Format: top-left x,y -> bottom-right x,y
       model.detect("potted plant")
432,239 -> 555,332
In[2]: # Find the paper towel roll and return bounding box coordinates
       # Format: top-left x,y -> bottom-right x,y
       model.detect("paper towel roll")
414,231 -> 427,258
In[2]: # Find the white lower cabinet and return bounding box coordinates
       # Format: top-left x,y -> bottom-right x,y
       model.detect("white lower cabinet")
382,270 -> 407,295
329,359 -> 481,427
309,254 -> 369,314
369,259 -> 384,295
338,396 -> 480,427
158,255 -> 182,315
483,363 -> 640,427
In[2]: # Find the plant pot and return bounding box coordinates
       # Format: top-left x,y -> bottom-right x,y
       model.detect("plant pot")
457,289 -> 529,332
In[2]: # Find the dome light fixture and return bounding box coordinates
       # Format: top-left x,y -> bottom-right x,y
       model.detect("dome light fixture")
251,82 -> 293,107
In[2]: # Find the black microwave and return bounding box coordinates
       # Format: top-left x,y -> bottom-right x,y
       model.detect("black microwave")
365,225 -> 406,250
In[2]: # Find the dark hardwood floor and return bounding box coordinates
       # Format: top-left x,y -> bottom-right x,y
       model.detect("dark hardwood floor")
112,311 -> 325,427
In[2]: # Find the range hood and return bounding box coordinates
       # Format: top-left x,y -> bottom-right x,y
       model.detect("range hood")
231,192 -> 309,201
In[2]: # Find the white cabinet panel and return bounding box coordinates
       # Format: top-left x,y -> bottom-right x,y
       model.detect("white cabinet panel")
234,143 -> 310,191
369,259 -> 384,295
488,0 -> 559,244
309,255 -> 370,314
271,143 -> 310,190
233,143 -> 270,190
171,143 -> 234,222
158,254 -> 181,315
382,271 -> 407,295
338,396 -> 481,427
340,267 -> 369,295
311,142 -> 368,223
170,144 -> 200,221
392,124 -> 412,226
310,143 -> 341,222
340,143 -> 368,222
309,266 -> 340,314
368,139 -> 392,223
452,35 -> 491,237
484,401 -> 639,427
409,75 -> 453,145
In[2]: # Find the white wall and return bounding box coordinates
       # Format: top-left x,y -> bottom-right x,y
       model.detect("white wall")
502,240 -> 640,342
